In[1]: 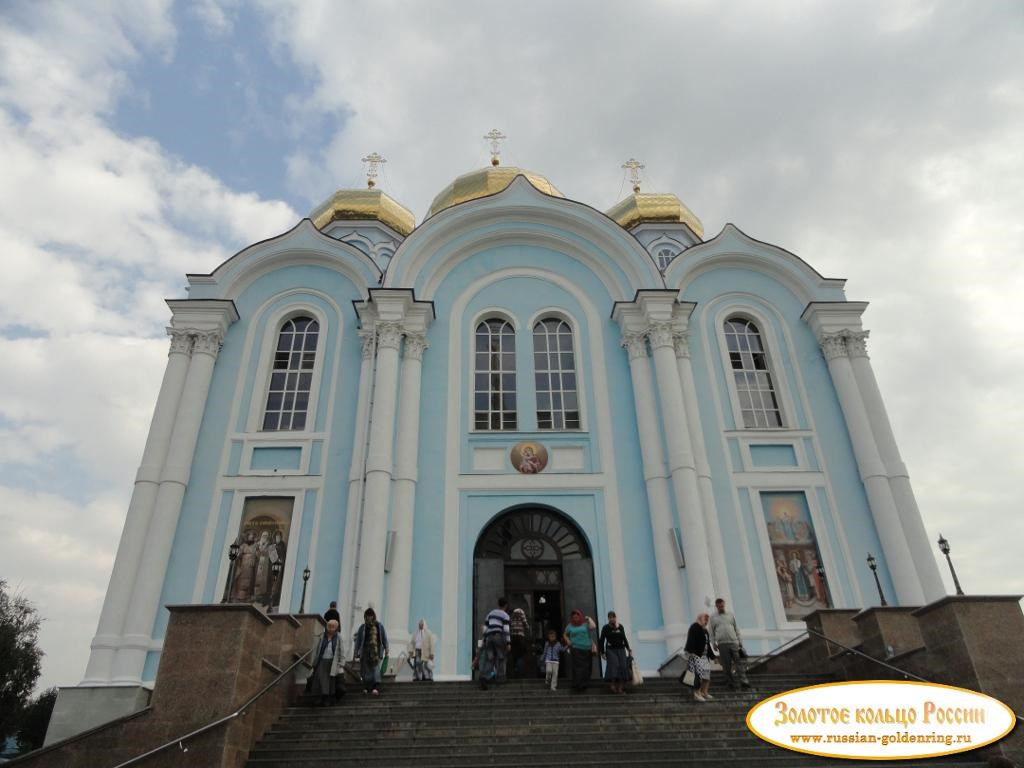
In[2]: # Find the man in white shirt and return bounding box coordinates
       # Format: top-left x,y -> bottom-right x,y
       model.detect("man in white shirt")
710,598 -> 751,690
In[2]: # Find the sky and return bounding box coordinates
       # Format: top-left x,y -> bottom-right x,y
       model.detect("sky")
1,0 -> 1022,693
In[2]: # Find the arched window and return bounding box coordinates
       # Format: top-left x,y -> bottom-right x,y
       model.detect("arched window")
262,316 -> 319,431
533,318 -> 580,430
724,317 -> 783,428
474,319 -> 517,430
656,247 -> 679,270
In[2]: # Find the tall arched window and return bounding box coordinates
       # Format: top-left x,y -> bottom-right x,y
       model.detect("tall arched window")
474,319 -> 517,430
262,316 -> 319,431
533,318 -> 580,430
724,317 -> 783,428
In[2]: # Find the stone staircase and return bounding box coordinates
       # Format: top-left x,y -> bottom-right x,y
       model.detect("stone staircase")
245,672 -> 988,768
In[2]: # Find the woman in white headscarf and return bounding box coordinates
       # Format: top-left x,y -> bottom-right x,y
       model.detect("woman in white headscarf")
406,618 -> 435,681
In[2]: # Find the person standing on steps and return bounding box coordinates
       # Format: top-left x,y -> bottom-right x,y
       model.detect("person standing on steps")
710,597 -> 751,691
509,607 -> 530,678
599,611 -> 632,694
684,612 -> 716,703
353,607 -> 389,695
308,619 -> 344,706
406,618 -> 435,681
563,609 -> 597,692
323,600 -> 340,624
479,596 -> 511,690
541,629 -> 566,691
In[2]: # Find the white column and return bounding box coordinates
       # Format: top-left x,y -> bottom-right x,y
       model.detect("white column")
647,322 -> 716,615
113,329 -> 224,683
673,331 -> 731,602
819,332 -> 925,605
339,331 -> 376,631
83,329 -> 192,683
847,332 -> 945,601
353,321 -> 403,614
385,333 -> 428,641
622,332 -> 688,653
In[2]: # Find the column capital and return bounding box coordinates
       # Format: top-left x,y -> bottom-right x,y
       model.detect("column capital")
622,332 -> 649,360
819,332 -> 849,361
404,333 -> 429,361
377,321 -> 404,350
167,328 -> 193,356
359,330 -> 376,360
846,330 -> 870,358
673,331 -> 690,359
646,321 -> 676,350
191,329 -> 224,358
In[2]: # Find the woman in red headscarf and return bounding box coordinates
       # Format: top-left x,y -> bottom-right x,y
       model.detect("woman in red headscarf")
562,609 -> 597,691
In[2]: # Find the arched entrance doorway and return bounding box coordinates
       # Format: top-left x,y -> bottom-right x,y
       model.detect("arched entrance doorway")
473,507 -> 596,678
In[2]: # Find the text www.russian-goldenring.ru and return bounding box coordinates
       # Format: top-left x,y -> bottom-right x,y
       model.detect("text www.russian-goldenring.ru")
789,732 -> 973,747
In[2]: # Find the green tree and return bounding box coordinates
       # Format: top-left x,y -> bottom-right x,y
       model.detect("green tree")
0,580 -> 43,742
16,687 -> 57,752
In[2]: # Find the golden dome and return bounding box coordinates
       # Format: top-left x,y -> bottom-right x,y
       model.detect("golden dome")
427,166 -> 563,219
310,188 -> 416,237
605,192 -> 704,239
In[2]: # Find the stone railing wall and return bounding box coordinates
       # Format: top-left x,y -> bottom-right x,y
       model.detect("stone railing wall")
11,606 -> 323,768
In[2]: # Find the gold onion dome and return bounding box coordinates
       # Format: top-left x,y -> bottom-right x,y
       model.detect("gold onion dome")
310,188 -> 416,237
605,191 -> 704,239
426,166 -> 563,219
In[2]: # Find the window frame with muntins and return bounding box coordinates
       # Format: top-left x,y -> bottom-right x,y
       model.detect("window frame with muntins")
532,317 -> 580,430
474,317 -> 518,431
261,315 -> 320,432
723,315 -> 784,429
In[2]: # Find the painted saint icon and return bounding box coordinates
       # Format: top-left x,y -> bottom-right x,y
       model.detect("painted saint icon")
510,441 -> 548,474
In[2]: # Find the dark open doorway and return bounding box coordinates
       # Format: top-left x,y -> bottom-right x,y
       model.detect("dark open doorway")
472,507 -> 596,679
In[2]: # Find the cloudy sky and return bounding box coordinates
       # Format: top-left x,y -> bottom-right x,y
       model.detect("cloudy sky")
1,0 -> 1022,692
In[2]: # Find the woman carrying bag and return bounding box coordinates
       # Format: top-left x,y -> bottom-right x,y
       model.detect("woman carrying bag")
683,612 -> 716,702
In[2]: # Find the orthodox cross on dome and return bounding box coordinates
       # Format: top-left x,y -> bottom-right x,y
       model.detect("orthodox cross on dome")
361,152 -> 386,188
622,157 -> 645,193
484,128 -> 506,166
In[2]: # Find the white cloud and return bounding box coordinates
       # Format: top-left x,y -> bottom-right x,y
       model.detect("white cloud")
0,1 -> 298,690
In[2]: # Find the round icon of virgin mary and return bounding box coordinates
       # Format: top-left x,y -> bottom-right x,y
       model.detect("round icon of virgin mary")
510,441 -> 548,474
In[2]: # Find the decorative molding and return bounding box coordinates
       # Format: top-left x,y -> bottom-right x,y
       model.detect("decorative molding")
846,330 -> 870,359
191,329 -> 224,357
819,332 -> 848,361
167,329 -> 193,356
376,321 -> 404,350
359,330 -> 376,360
672,331 -> 690,360
403,333 -> 429,361
646,321 -> 675,350
622,332 -> 648,360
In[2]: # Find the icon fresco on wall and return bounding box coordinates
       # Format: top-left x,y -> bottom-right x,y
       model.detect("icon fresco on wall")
228,496 -> 293,611
510,441 -> 548,474
760,491 -> 831,621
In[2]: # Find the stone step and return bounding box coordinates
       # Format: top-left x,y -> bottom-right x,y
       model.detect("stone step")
260,727 -> 762,746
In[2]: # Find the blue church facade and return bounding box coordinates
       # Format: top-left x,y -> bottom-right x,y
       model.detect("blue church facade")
80,160 -> 946,694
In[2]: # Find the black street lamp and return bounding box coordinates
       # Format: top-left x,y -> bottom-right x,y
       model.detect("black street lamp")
221,540 -> 240,603
300,566 -> 311,613
937,534 -> 965,596
270,560 -> 283,611
866,553 -> 888,606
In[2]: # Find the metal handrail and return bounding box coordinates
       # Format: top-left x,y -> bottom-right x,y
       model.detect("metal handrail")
804,626 -> 929,682
112,648 -> 312,768
744,630 -> 810,671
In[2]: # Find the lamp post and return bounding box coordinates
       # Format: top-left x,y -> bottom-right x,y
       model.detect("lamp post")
936,534 -> 964,596
866,553 -> 888,606
270,560 -> 283,612
300,566 -> 311,613
221,540 -> 240,603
